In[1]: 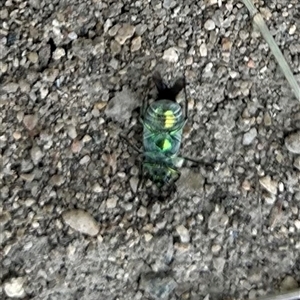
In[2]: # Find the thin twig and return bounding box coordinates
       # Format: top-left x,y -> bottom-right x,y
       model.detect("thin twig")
241,0 -> 300,101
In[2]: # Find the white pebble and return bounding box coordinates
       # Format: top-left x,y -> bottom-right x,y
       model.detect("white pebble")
162,47 -> 179,63
204,19 -> 216,31
52,48 -> 65,60
176,225 -> 190,243
4,277 -> 26,298
62,209 -> 100,236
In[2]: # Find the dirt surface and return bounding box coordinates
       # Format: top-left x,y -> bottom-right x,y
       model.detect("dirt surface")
1,0 -> 300,299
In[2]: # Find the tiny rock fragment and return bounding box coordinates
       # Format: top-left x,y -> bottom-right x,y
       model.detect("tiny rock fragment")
176,225 -> 190,243
50,174 -> 65,187
0,211 -> 11,226
137,206 -> 147,218
268,203 -> 282,229
247,59 -> 255,68
242,127 -> 257,145
211,244 -> 221,254
294,220 -> 300,230
43,68 -> 59,83
79,155 -> 90,165
259,176 -> 277,195
199,43 -> 208,57
285,131 -> 300,154
222,38 -> 232,51
280,275 -> 299,291
294,156 -> 300,171
106,196 -> 118,209
289,25 -> 296,35
162,47 -> 179,63
71,139 -> 83,153
131,36 -> 142,52
92,183 -> 103,193
204,19 -> 216,31
23,114 -> 38,131
213,257 -> 226,273
3,82 -> 19,93
241,180 -> 251,191
115,24 -> 135,45
4,277 -> 26,298
263,112 -> 272,126
52,47 -> 66,60
27,51 -> 39,63
30,146 -> 44,165
110,40 -> 121,55
140,272 -> 177,300
68,31 -> 78,40
62,209 -> 100,236
67,125 -> 77,139
94,101 -> 107,110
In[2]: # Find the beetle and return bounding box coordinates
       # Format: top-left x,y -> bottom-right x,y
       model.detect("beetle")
121,71 -> 200,191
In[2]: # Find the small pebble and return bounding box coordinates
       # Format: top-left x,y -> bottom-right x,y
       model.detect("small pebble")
68,31 -> 78,40
52,48 -> 65,60
259,176 -> 277,195
94,101 -> 107,110
27,51 -> 38,63
106,196 -> 118,209
13,131 -> 22,140
176,225 -> 190,243
115,24 -> 135,45
50,174 -> 65,187
211,244 -> 221,254
162,47 -> 179,63
285,131 -> 300,154
71,139 -> 83,153
3,82 -> 19,93
289,25 -> 296,35
137,206 -> 147,218
129,177 -> 139,193
23,114 -> 38,131
30,146 -> 43,165
62,209 -> 99,236
294,220 -> 300,230
242,127 -> 257,145
280,275 -> 299,291
67,125 -> 77,139
110,40 -> 121,55
0,211 -> 11,226
131,36 -> 142,52
92,183 -> 103,193
204,19 -> 216,31
79,155 -> 90,165
213,257 -> 226,273
199,43 -> 208,57
263,112 -> 272,126
4,277 -> 26,298
294,157 -> 300,170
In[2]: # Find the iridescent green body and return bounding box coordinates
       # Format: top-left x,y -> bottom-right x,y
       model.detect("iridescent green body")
140,74 -> 187,186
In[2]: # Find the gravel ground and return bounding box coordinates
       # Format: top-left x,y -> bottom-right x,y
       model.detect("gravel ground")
1,0 -> 300,299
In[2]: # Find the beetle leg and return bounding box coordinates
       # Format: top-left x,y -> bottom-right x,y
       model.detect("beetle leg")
119,134 -> 142,153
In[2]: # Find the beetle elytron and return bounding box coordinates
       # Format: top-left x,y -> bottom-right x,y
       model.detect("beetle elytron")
121,71 -> 197,190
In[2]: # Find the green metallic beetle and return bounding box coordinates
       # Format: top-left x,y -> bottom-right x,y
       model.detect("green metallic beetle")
122,71 -> 198,190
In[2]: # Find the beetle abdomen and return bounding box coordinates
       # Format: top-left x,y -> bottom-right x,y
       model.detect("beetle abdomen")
143,100 -> 185,132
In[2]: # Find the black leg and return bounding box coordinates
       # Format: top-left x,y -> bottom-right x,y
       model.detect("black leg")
119,134 -> 142,153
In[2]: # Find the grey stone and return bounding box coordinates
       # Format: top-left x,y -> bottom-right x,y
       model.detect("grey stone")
62,209 -> 100,236
140,272 -> 177,300
243,127 -> 257,145
285,131 -> 300,154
